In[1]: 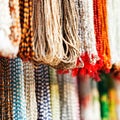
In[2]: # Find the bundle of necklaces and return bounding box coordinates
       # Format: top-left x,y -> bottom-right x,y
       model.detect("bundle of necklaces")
1,0 -> 120,75
1,0 -> 120,120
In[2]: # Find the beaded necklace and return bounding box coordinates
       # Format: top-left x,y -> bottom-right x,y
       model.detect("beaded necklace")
107,75 -> 117,120
34,65 -> 52,120
69,75 -> 80,120
93,0 -> 111,71
91,80 -> 101,120
76,0 -> 98,63
0,0 -> 18,58
58,73 -> 71,120
49,67 -> 60,120
10,58 -> 27,120
9,0 -> 21,58
98,72 -> 110,120
23,61 -> 37,120
19,0 -> 34,60
0,58 -> 12,120
107,0 -> 120,72
114,80 -> 120,120
58,73 -> 80,120
78,75 -> 94,120
71,0 -> 100,81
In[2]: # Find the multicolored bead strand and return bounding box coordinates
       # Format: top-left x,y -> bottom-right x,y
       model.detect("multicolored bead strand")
10,58 -> 27,120
34,65 -> 52,120
23,61 -> 37,120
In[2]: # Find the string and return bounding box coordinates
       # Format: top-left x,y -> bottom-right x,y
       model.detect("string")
32,0 -> 80,69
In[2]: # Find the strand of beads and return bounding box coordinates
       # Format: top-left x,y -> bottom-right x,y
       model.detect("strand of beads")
71,0 -> 99,81
0,58 -> 13,120
19,0 -> 34,60
49,67 -> 60,120
10,58 -> 27,120
23,61 -> 37,120
34,65 -> 52,120
9,0 -> 21,58
93,0 -> 111,71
